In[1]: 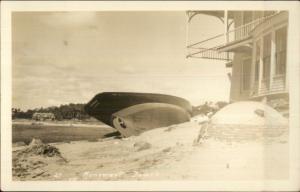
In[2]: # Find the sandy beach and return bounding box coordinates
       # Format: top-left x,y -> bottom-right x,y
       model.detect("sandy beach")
12,120 -> 289,181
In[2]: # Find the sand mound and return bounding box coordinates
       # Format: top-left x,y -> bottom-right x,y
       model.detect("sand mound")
13,139 -> 67,180
211,101 -> 288,126
208,101 -> 288,141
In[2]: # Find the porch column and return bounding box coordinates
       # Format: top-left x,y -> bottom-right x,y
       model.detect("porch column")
258,40 -> 263,93
250,41 -> 256,95
224,11 -> 229,60
285,19 -> 292,92
224,10 -> 229,44
270,30 -> 276,90
186,11 -> 190,58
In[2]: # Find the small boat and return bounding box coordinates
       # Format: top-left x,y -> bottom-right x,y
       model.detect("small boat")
84,92 -> 192,137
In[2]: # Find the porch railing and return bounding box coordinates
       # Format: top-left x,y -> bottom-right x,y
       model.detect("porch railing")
226,12 -> 278,43
187,11 -> 281,59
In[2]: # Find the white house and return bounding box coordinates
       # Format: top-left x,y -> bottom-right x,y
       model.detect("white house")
187,11 -> 289,114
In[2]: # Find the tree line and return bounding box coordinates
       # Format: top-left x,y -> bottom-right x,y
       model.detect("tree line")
12,101 -> 229,120
12,103 -> 90,120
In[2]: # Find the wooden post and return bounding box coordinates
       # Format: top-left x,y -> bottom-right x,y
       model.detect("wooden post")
258,39 -> 263,94
224,10 -> 229,60
186,11 -> 190,58
224,10 -> 229,44
285,25 -> 290,91
250,41 -> 257,96
270,30 -> 276,90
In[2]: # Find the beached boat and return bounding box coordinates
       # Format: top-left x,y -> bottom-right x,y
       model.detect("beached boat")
84,92 -> 192,137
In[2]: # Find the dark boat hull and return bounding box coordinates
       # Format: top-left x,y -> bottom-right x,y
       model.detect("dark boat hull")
112,103 -> 191,137
84,92 -> 192,136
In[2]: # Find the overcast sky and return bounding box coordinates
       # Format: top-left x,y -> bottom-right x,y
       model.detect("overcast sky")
12,11 -> 231,110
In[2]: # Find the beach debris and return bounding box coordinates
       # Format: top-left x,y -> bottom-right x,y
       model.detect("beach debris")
194,122 -> 209,145
133,141 -> 152,151
254,109 -> 265,117
29,138 -> 43,146
192,101 -> 228,116
190,114 -> 209,124
162,147 -> 172,153
13,139 -> 67,180
24,139 -> 63,158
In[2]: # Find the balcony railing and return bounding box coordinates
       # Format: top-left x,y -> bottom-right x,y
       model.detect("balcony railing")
187,47 -> 233,60
226,12 -> 278,43
187,11 -> 281,59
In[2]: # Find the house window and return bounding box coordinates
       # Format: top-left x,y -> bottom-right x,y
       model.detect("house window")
275,27 -> 287,75
242,58 -> 252,90
254,40 -> 261,81
263,34 -> 271,80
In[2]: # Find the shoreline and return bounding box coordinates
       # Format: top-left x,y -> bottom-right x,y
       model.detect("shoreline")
12,120 -> 110,128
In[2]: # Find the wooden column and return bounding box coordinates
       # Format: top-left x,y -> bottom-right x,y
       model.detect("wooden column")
186,11 -> 190,58
258,39 -> 263,93
224,10 -> 229,44
270,30 -> 276,90
285,25 -> 290,91
250,41 -> 256,95
224,10 -> 229,60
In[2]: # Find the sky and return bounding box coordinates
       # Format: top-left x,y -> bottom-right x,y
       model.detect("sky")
12,11 -> 231,110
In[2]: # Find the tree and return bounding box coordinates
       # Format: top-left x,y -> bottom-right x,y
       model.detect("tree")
12,103 -> 91,120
